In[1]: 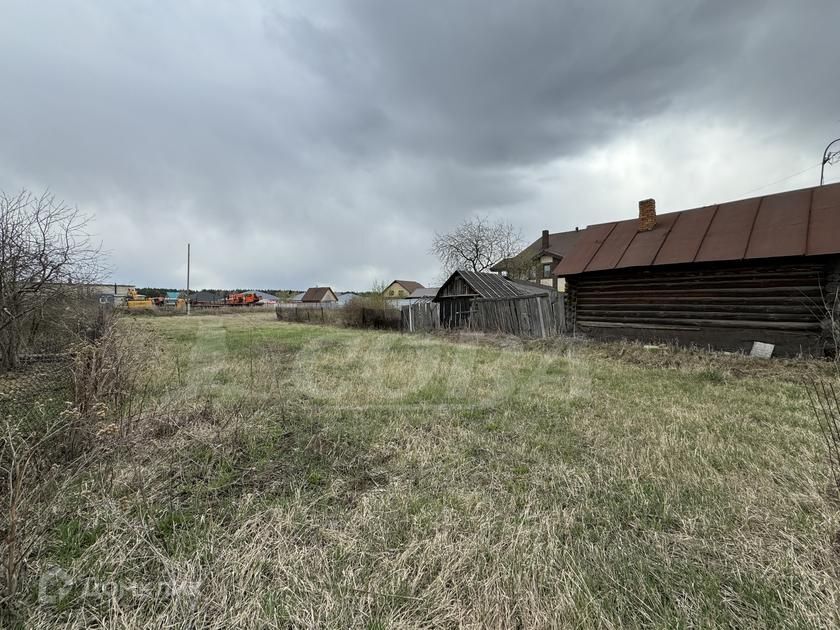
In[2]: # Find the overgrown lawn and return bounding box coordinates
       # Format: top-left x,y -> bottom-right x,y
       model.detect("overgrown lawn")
16,312 -> 840,628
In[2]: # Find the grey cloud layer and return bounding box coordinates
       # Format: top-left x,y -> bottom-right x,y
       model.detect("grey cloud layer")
0,1 -> 836,289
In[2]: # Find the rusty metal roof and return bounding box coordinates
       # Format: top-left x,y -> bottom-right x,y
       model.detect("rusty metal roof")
553,182 -> 840,276
434,270 -> 550,300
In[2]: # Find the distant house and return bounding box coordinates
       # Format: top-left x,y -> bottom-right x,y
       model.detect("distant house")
554,183 -> 840,356
289,292 -> 306,302
433,270 -> 549,328
301,287 -> 338,303
491,229 -> 582,291
383,280 -> 425,298
337,292 -> 359,306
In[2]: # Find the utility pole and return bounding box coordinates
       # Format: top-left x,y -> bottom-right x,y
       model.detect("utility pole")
186,242 -> 191,316
821,137 -> 840,185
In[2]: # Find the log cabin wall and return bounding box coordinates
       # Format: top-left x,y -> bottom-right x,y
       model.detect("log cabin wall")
565,256 -> 840,357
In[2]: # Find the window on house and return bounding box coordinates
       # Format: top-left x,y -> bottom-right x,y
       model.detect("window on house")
528,267 -> 537,280
389,290 -> 395,296
543,263 -> 551,278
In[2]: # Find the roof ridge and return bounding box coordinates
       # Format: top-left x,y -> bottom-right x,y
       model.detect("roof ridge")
555,182 -> 840,275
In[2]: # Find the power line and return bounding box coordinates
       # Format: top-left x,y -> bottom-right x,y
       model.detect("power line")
739,163 -> 822,197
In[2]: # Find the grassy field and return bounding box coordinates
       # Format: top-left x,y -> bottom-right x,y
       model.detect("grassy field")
15,312 -> 840,628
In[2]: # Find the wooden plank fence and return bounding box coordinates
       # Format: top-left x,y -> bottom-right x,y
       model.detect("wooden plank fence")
276,303 -> 401,330
275,304 -> 340,324
469,293 -> 565,338
400,302 -> 440,332
401,294 -> 565,338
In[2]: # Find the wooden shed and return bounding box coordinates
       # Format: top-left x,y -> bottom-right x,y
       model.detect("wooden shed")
553,183 -> 840,357
433,270 -> 549,328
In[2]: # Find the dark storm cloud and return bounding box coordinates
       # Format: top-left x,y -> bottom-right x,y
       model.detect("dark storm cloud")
0,1 -> 837,289
277,1 -> 783,165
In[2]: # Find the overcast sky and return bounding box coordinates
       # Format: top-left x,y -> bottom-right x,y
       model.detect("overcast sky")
1,1 -> 838,291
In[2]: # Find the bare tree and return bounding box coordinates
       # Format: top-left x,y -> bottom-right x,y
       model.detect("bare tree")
431,216 -> 523,276
0,190 -> 104,371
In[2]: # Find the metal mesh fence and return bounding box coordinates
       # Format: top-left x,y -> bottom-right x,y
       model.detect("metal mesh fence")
0,358 -> 72,423
0,299 -> 103,420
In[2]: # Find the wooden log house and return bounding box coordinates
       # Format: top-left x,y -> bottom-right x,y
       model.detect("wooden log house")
553,182 -> 840,357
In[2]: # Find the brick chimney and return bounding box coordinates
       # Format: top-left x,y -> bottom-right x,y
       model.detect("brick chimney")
541,229 -> 549,250
638,198 -> 656,231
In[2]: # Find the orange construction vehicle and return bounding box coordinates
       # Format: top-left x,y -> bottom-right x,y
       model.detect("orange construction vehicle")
225,291 -> 260,306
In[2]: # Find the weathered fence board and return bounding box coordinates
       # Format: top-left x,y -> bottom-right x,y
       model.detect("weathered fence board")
468,293 -> 565,338
275,305 -> 338,324
400,302 -> 440,333
401,294 -> 566,338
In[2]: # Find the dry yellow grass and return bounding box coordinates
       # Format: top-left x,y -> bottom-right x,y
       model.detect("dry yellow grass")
10,312 -> 840,628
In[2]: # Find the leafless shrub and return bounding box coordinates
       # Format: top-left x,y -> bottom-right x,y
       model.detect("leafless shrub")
274,299 -> 401,331
341,297 -> 400,330
0,190 -> 107,372
69,313 -> 157,448
1,315 -> 157,619
72,315 -> 126,415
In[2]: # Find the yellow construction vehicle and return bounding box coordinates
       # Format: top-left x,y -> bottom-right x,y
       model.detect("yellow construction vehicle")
125,288 -> 155,310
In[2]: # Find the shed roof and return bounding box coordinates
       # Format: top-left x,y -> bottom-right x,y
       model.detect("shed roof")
434,270 -> 550,301
301,286 -> 337,302
554,182 -> 840,276
409,287 -> 439,299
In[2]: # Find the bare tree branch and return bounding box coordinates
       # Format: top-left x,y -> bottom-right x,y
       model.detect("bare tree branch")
0,190 -> 106,371
430,216 -> 523,276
